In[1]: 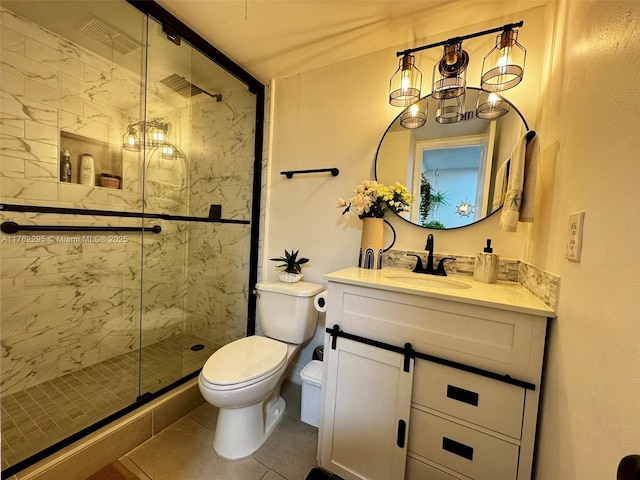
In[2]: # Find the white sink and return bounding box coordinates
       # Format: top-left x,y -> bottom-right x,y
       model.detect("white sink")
384,273 -> 471,290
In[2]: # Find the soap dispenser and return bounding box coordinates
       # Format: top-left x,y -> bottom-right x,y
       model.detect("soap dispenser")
473,239 -> 499,284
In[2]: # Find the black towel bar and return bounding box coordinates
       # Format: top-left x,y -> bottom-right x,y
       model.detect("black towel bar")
1,222 -> 161,234
281,168 -> 339,179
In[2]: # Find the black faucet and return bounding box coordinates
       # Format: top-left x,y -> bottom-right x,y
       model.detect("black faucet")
425,234 -> 435,273
406,234 -> 456,276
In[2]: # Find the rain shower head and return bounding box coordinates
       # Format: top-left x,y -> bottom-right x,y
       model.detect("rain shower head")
160,74 -> 222,102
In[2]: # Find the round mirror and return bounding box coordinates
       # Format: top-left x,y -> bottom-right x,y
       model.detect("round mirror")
375,87 -> 528,229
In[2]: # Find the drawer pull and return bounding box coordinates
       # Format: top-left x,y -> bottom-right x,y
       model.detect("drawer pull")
442,436 -> 474,461
446,384 -> 479,406
397,420 -> 407,448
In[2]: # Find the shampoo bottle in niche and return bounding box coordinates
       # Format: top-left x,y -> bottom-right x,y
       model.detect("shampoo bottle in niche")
79,153 -> 95,186
60,150 -> 72,182
473,239 -> 499,284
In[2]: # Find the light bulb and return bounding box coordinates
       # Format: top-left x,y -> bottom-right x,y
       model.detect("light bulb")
497,45 -> 512,74
400,69 -> 411,92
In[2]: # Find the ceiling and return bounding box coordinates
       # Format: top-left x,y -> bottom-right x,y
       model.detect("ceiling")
156,0 -> 546,82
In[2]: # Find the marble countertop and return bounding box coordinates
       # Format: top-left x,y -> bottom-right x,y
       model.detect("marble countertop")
325,267 -> 556,318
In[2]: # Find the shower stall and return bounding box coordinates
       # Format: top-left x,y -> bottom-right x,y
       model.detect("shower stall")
0,0 -> 264,475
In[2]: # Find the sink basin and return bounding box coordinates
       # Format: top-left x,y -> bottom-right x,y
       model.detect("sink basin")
384,273 -> 471,290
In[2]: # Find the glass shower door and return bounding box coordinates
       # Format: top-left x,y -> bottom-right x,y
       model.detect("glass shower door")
0,0 -> 147,471
138,16 -> 257,395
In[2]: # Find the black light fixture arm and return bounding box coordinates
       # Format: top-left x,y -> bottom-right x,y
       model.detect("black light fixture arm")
396,21 -> 524,57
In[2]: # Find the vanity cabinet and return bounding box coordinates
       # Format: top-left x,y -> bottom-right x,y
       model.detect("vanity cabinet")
320,337 -> 413,480
318,268 -> 553,480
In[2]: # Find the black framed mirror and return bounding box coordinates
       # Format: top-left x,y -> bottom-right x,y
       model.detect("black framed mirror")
375,87 -> 528,229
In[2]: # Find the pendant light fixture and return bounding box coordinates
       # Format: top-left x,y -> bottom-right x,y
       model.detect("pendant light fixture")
389,54 -> 422,107
480,28 -> 526,92
389,21 -> 525,130
400,99 -> 427,129
476,90 -> 510,119
432,42 -> 468,100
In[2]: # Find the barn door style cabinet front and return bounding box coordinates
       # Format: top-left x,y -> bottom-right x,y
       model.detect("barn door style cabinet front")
318,268 -> 554,480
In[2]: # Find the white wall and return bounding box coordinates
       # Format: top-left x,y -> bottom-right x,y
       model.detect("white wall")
532,1 -> 640,478
265,8 -> 547,375
266,0 -> 640,477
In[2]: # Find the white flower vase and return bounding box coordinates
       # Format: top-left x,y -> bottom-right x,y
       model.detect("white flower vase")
279,271 -> 303,283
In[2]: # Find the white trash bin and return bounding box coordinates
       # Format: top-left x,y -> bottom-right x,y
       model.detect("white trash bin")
300,360 -> 323,428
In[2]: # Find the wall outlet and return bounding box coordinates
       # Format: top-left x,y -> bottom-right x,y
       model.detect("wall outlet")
565,211 -> 585,262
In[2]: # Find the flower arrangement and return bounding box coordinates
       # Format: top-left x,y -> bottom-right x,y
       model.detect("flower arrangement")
338,180 -> 413,219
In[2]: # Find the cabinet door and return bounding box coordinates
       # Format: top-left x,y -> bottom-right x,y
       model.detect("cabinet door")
320,336 -> 413,480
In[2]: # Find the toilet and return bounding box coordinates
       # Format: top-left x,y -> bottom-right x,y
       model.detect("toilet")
198,280 -> 324,459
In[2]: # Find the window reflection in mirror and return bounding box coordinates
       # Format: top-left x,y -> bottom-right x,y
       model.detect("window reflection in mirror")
375,88 -> 528,229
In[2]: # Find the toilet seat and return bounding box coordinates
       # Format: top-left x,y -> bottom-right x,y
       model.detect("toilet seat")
200,336 -> 287,390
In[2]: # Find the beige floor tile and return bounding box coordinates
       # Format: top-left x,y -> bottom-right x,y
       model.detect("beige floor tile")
281,381 -> 302,421
253,415 -> 318,480
260,470 -> 287,480
188,402 -> 218,431
126,416 -> 268,480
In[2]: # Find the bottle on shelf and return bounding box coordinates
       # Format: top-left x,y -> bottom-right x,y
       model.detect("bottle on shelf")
60,150 -> 72,182
79,153 -> 95,186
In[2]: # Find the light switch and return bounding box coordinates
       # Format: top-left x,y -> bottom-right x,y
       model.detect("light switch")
565,211 -> 585,262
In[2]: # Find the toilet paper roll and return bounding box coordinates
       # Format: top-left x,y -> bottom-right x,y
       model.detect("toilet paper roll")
314,291 -> 328,312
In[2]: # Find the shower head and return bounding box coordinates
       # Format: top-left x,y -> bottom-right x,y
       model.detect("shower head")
159,74 -> 222,102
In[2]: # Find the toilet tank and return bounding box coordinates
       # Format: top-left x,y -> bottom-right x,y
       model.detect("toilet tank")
255,281 -> 324,344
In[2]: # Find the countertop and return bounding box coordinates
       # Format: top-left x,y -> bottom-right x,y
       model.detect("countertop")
325,267 -> 556,318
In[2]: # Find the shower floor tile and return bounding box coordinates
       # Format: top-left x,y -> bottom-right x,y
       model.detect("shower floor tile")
1,333 -> 217,471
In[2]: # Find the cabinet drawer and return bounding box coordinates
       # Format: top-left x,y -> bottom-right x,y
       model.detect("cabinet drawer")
412,360 -> 525,438
408,409 -> 519,480
406,456 -> 469,480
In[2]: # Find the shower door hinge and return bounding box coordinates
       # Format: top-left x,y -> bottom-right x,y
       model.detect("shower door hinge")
162,23 -> 181,45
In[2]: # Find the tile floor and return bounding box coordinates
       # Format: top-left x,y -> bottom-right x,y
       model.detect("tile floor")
1,333 -> 215,470
117,381 -> 319,480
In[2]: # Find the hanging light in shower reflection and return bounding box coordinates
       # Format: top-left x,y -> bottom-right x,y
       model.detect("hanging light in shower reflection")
161,143 -> 177,159
122,125 -> 141,151
122,120 -> 180,158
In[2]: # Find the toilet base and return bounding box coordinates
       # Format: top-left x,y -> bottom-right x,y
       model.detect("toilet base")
213,393 -> 286,459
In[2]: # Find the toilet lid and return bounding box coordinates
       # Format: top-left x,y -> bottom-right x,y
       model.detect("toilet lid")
201,336 -> 287,386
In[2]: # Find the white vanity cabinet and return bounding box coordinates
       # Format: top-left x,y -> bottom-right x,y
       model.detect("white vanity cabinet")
318,268 -> 554,480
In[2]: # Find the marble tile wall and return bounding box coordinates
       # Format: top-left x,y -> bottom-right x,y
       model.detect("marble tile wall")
0,6 -> 148,396
184,90 -> 257,347
0,7 -> 258,395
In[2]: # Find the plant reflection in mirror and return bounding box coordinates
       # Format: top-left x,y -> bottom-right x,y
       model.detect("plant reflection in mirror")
419,171 -> 449,228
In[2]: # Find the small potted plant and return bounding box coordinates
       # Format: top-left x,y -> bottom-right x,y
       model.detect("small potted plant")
270,249 -> 309,283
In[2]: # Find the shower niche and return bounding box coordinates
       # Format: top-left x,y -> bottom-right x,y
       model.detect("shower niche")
0,0 -> 264,475
59,131 -> 123,187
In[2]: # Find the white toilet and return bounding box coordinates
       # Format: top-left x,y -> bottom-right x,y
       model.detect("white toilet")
198,280 -> 324,459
